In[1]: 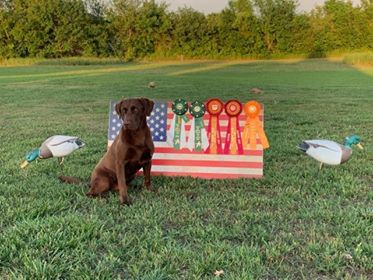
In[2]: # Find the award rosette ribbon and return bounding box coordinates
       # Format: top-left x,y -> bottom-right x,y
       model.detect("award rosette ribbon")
205,98 -> 224,154
224,99 -> 244,155
242,101 -> 269,149
167,98 -> 189,149
187,101 -> 209,152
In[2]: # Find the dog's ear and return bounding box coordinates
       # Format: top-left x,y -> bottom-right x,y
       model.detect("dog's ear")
115,99 -> 124,116
140,98 -> 154,116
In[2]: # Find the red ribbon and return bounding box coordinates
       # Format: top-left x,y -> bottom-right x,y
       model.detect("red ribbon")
205,98 -> 224,154
224,100 -> 244,155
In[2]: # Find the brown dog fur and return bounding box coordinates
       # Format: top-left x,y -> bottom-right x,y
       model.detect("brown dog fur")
85,97 -> 155,205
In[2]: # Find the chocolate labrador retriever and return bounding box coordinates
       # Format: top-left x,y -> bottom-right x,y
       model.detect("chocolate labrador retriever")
86,97 -> 155,205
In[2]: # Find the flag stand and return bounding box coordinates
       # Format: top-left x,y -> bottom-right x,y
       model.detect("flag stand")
108,99 -> 267,179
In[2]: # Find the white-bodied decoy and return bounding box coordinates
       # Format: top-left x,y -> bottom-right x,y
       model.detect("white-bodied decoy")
21,135 -> 85,168
297,135 -> 363,169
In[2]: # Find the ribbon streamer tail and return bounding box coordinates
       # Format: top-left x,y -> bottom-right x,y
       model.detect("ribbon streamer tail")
201,126 -> 209,151
256,120 -> 270,149
186,119 -> 195,151
180,118 -> 188,149
242,127 -> 249,148
249,121 -> 257,149
167,115 -> 177,147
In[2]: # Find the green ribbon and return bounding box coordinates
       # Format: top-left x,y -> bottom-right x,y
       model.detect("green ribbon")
172,99 -> 189,149
189,101 -> 206,151
172,98 -> 188,115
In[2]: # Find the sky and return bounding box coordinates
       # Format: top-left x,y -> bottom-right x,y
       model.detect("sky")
156,0 -> 361,13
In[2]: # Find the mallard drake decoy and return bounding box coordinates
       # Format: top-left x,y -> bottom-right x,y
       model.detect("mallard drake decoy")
20,135 -> 85,168
297,135 -> 363,169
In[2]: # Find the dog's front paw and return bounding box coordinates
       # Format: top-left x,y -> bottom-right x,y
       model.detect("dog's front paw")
120,195 -> 132,206
144,184 -> 154,192
86,190 -> 97,197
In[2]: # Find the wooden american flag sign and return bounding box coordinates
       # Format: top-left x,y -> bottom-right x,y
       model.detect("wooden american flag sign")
108,100 -> 266,179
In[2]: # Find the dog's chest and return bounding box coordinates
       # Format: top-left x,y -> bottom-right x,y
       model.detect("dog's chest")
119,128 -> 153,164
125,146 -> 152,163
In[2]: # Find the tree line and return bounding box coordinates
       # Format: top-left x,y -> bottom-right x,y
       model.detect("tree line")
1,0 -> 373,59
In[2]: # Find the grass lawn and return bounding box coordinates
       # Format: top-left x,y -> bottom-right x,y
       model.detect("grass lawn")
0,59 -> 372,279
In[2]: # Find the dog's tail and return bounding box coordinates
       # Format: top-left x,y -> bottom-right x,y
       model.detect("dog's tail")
59,175 -> 85,185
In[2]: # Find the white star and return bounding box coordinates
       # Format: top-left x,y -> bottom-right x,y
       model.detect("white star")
112,119 -> 116,123
160,136 -> 164,140
150,120 -> 154,124
160,128 -> 164,132
112,127 -> 116,131
111,134 -> 116,139
117,123 -> 121,127
156,108 -> 160,112
155,132 -> 159,136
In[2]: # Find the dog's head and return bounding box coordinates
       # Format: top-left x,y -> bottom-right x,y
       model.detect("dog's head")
115,98 -> 154,130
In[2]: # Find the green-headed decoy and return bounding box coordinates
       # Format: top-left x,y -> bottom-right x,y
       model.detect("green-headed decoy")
297,135 -> 363,169
21,135 -> 85,168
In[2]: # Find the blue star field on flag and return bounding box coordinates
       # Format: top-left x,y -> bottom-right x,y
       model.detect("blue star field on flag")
108,101 -> 168,142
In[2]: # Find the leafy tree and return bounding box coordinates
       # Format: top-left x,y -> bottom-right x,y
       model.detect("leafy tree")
254,0 -> 298,54
230,0 -> 262,54
169,7 -> 208,56
202,0 -> 261,57
83,0 -> 113,56
214,7 -> 238,55
324,0 -> 367,49
305,0 -> 372,56
2,0 -> 373,59
0,0 -> 111,58
110,0 -> 170,59
361,0 -> 373,48
0,1 -> 13,57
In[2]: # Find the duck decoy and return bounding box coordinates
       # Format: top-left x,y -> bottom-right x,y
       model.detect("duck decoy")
20,135 -> 85,168
297,135 -> 363,169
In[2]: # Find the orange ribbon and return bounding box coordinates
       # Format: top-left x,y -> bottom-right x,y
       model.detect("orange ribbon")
242,101 -> 269,149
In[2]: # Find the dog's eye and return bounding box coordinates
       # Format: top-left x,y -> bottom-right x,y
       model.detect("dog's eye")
123,108 -> 128,113
131,106 -> 138,113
